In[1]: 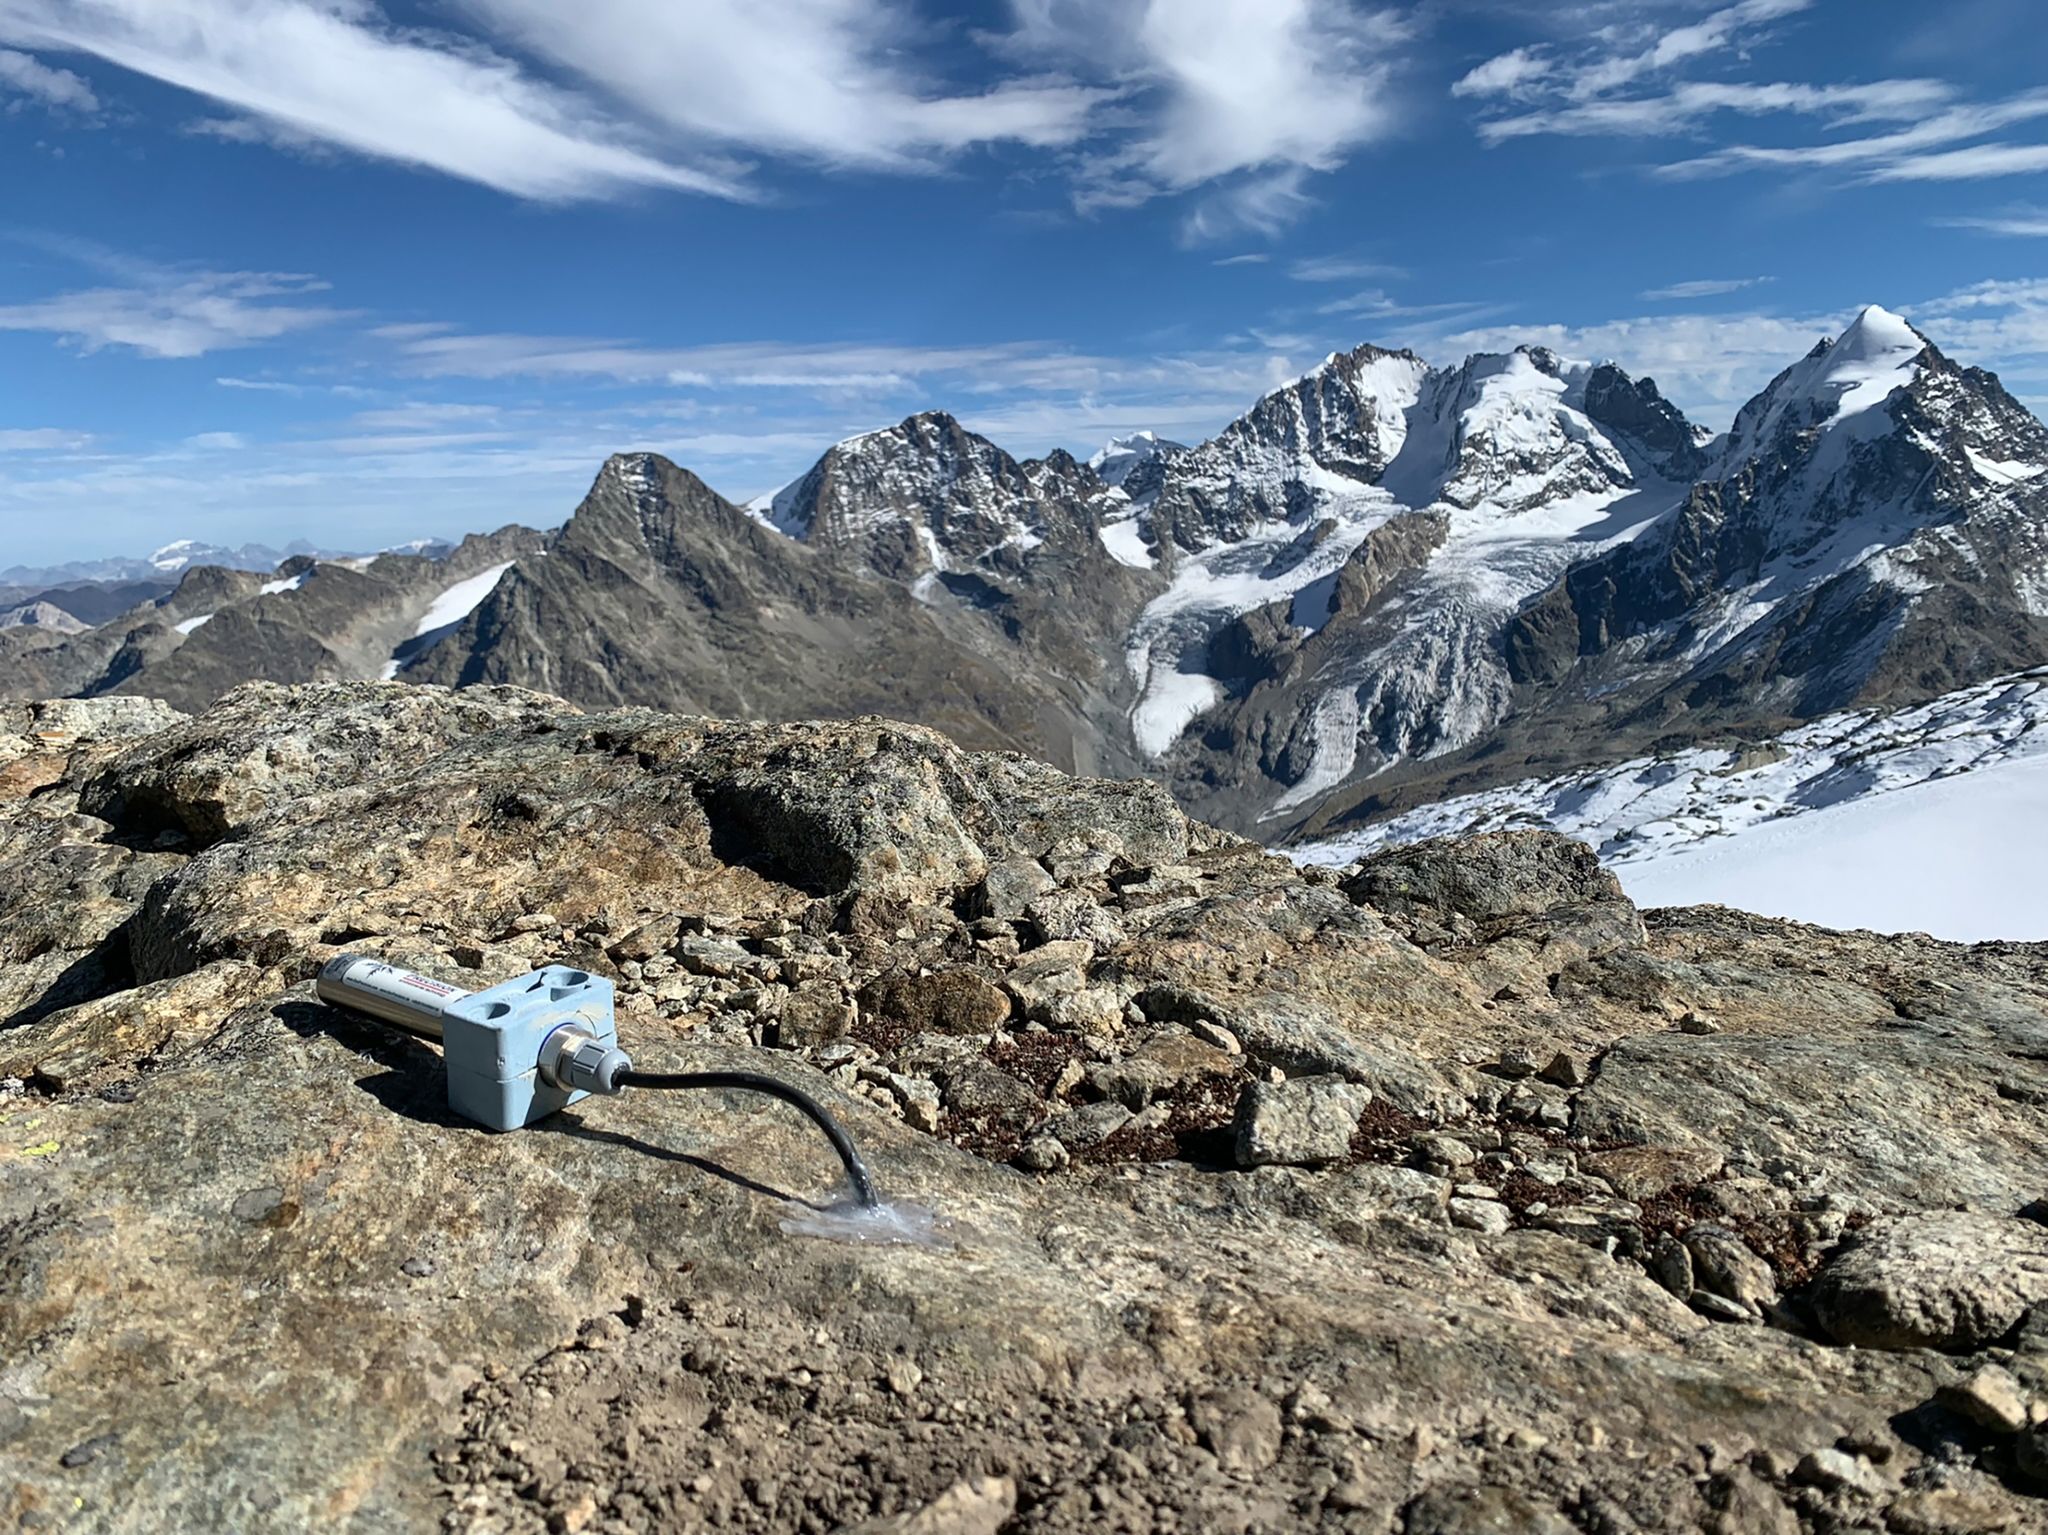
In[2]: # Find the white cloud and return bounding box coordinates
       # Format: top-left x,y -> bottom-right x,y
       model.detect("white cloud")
1448,0 -> 2048,193
0,269 -> 342,358
1873,143 -> 2048,182
1121,0 -> 1401,188
0,46 -> 95,111
1007,0 -> 1406,235
0,0 -> 739,202
348,402 -> 502,432
1568,0 -> 1813,97
1212,253 -> 1271,266
1640,276 -> 1773,300
322,429 -> 514,456
184,431 -> 248,451
1457,0 -> 1817,118
1483,78 -> 1951,144
1288,254 -> 1405,282
1937,206 -> 2048,238
1657,88 -> 2048,178
373,326 -> 1120,396
1451,46 -> 1547,101
0,1 -> 1419,228
1177,167 -> 1319,246
0,427 -> 90,451
461,0 -> 1101,171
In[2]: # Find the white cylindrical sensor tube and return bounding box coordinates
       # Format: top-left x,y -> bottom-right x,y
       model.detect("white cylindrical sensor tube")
316,954 -> 473,1040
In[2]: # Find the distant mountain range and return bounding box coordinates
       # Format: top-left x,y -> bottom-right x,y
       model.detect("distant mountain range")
0,534 -> 540,716
8,304 -> 2046,846
2,538 -> 378,589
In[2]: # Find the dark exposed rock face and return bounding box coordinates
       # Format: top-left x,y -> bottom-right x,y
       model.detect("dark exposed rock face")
3,683 -> 2046,1531
1581,364 -> 1710,482
1145,343 -> 1429,554
0,529 -> 546,713
407,452 -> 1159,780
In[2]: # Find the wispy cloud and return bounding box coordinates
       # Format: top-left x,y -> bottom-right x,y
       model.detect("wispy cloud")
1176,168 -> 1322,247
1450,45 -> 1545,101
0,0 -> 1416,231
0,267 -> 343,358
1656,88 -> 2048,179
1212,252 -> 1271,266
1481,79 -> 1951,144
460,0 -> 1102,172
1640,276 -> 1774,301
215,374 -> 376,397
1288,253 -> 1405,282
1446,0 -> 2048,194
1936,204 -> 2048,238
366,324 -> 1333,426
1872,142 -> 2048,182
0,427 -> 91,451
1008,0 -> 1409,240
1454,0 -> 1823,112
347,402 -> 503,433
0,45 -> 95,111
0,0 -> 743,202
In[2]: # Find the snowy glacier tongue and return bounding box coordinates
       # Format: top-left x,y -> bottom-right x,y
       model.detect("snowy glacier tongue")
379,561 -> 516,680
1119,335 -> 1699,802
1294,669 -> 2048,941
1125,494 -> 1402,757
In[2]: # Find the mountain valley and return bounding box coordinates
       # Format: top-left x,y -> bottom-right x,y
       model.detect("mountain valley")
11,306 -> 2046,858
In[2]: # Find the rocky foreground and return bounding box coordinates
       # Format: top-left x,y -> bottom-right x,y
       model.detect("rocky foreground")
2,684 -> 2046,1533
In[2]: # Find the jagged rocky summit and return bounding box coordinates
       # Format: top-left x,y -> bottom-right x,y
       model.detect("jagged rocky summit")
12,306 -> 2046,849
3,683 -> 2046,1531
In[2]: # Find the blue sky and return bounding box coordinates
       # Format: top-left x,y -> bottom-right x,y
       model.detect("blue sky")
2,0 -> 2046,566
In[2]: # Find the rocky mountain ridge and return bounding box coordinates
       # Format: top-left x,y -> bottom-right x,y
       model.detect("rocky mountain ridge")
0,528 -> 545,716
10,306 -> 2045,848
1,682 -> 2045,1530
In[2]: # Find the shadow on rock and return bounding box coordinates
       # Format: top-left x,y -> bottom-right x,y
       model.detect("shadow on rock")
272,998 -> 466,1129
273,998 -> 810,1205
543,1108 -> 811,1208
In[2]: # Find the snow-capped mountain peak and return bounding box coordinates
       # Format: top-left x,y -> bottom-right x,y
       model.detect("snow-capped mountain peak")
1088,430 -> 1187,489
148,539 -> 208,573
745,412 -> 1108,584
1720,304 -> 1929,471
1379,344 -> 1642,516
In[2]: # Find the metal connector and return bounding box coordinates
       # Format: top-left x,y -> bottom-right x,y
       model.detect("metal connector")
539,1025 -> 633,1095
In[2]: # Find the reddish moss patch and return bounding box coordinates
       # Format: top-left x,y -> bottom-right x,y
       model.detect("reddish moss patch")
1346,1097 -> 1432,1165
986,1033 -> 1091,1097
1073,1074 -> 1247,1168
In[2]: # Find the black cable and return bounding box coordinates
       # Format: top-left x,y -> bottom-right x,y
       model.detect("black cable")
617,1068 -> 880,1209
